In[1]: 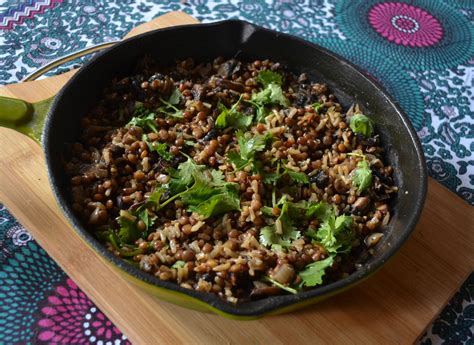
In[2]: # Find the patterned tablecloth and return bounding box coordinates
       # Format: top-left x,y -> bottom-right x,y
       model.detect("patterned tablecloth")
0,1 -> 472,344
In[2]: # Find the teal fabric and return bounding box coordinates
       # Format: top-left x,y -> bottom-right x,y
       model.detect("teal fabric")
0,1 -> 472,344
0,0 -> 472,203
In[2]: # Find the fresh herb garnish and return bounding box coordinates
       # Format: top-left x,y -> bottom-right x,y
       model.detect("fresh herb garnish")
298,256 -> 334,287
259,199 -> 301,250
167,156 -> 205,194
284,168 -> 309,184
263,165 -> 308,188
187,188 -> 241,219
167,157 -> 241,218
179,169 -> 241,218
157,87 -> 184,118
347,153 -> 373,192
103,231 -> 144,258
256,70 -> 283,88
142,134 -> 173,161
251,83 -> 289,108
305,201 -> 333,221
137,208 -> 156,230
171,260 -> 186,269
307,207 -> 354,254
215,96 -> 253,130
312,102 -> 322,113
244,70 -> 288,122
245,99 -> 267,123
117,210 -> 140,243
127,108 -> 158,133
352,160 -> 372,192
228,131 -> 272,171
238,130 -> 272,161
349,114 -> 373,137
167,87 -> 182,105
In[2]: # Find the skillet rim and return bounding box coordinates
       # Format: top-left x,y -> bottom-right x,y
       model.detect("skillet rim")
43,19 -> 427,317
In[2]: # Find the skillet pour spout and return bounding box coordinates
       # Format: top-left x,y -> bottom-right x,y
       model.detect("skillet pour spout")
43,19 -> 427,318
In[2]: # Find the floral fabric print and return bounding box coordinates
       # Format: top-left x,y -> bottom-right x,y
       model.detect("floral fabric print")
0,1 -> 473,344
0,0 -> 472,204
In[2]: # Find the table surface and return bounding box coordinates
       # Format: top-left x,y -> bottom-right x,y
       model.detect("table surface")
0,1 -> 473,344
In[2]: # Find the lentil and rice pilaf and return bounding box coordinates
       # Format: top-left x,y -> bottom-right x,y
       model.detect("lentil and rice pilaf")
65,57 -> 398,303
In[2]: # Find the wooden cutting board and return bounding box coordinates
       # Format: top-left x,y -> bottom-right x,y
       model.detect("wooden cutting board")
0,11 -> 472,345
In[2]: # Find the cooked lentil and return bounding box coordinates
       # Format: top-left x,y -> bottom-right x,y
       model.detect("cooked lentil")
64,57 -> 397,303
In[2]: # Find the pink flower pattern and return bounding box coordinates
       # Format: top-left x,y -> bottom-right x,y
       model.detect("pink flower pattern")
368,2 -> 443,47
37,278 -> 130,344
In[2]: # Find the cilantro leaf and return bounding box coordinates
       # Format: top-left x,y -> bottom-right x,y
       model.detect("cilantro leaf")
284,168 -> 309,184
251,83 -> 289,108
256,70 -> 283,87
305,201 -> 332,221
227,151 -> 250,170
245,71 -> 287,122
143,135 -> 173,161
262,165 -> 307,197
262,172 -> 280,184
259,201 -> 301,250
137,208 -> 156,230
171,260 -> 186,269
299,256 -> 334,287
352,160 -> 373,192
179,171 -> 221,205
260,225 -> 300,250
148,187 -> 166,206
127,112 -> 158,133
215,98 -> 253,130
188,186 -> 241,218
350,114 -> 373,137
308,208 -> 354,254
168,157 -> 205,194
245,99 -> 267,123
237,130 -> 272,161
117,210 -> 141,244
228,131 -> 272,171
174,164 -> 241,218
312,102 -> 322,113
157,87 -> 184,118
167,87 -> 182,105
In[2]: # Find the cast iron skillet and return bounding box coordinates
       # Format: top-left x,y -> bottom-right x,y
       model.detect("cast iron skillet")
43,20 -> 427,318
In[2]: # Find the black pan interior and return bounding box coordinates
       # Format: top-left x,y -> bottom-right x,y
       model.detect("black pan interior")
43,20 -> 427,316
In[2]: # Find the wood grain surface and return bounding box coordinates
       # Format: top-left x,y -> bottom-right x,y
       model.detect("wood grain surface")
0,11 -> 473,345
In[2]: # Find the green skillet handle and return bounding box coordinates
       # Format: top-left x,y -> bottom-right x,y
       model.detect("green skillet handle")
0,96 -> 54,144
0,41 -> 118,144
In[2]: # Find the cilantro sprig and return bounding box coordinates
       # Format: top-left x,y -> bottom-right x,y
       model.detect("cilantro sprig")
96,205 -> 158,258
215,95 -> 253,130
142,134 -> 173,161
348,153 -> 373,192
352,160 -> 372,192
227,131 -> 273,171
312,102 -> 322,113
298,256 -> 334,287
245,70 -> 289,122
157,87 -> 184,118
306,206 -> 354,254
256,70 -> 283,87
126,104 -> 158,133
126,88 -> 184,132
166,157 -> 241,218
350,113 -> 373,137
259,199 -> 301,251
